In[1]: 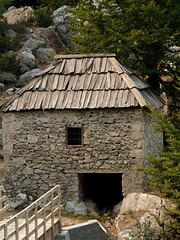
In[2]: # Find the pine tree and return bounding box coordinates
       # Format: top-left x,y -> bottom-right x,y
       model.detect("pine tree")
138,106 -> 180,233
69,0 -> 180,93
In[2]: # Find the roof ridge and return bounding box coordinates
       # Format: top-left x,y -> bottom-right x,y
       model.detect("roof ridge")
54,53 -> 116,59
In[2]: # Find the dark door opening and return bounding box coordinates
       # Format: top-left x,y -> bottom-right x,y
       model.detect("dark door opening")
79,173 -> 124,211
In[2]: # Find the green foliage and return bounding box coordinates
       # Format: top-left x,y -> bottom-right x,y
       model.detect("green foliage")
0,20 -> 20,53
34,8 -> 53,27
138,107 -> 180,233
0,0 -> 14,15
69,0 -> 180,92
0,55 -> 19,71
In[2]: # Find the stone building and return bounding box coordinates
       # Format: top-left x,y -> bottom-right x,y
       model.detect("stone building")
0,54 -> 164,210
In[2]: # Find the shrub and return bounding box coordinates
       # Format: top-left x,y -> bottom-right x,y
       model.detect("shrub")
34,8 -> 52,27
0,55 -> 19,71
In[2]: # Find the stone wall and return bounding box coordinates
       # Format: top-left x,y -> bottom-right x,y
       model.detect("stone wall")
2,108 -> 163,202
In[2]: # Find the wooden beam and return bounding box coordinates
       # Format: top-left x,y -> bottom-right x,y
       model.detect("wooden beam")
54,53 -> 116,59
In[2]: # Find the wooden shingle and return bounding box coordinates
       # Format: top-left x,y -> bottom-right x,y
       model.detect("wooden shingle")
0,54 -> 164,112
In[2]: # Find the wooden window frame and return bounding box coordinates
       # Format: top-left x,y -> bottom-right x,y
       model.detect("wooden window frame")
66,126 -> 83,147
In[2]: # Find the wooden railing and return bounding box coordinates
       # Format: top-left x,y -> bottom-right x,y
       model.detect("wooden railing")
0,186 -> 10,221
0,185 -> 61,240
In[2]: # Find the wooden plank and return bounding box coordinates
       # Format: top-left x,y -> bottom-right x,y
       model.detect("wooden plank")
83,91 -> 92,109
70,91 -> 78,108
116,91 -> 123,108
62,75 -> 71,90
33,79 -> 42,90
0,204 -> 9,216
109,90 -> 118,108
0,187 -> 2,221
66,91 -> 75,109
67,76 -> 75,90
105,72 -> 111,89
0,195 -> 7,203
88,91 -> 99,109
39,75 -> 48,91
4,223 -> 7,240
76,58 -> 83,74
58,59 -> 66,73
131,88 -> 146,107
68,58 -> 76,74
109,57 -> 124,74
42,92 -> 51,109
86,58 -> 94,74
57,75 -> 65,90
51,74 -> 59,90
57,186 -> 61,233
43,197 -> 46,240
15,216 -> 19,240
95,57 -> 101,73
55,91 -> 65,109
54,53 -> 116,59
75,91 -> 83,109
61,92 -> 69,109
79,91 -> 87,109
85,73 -> 93,89
49,92 -> 59,109
51,192 -> 54,240
34,92 -> 44,109
35,203 -> 38,240
45,74 -> 55,91
25,210 -> 29,239
100,57 -> 107,72
110,73 -> 116,89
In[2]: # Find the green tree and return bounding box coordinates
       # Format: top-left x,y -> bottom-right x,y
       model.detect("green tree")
69,0 -> 180,93
138,106 -> 180,234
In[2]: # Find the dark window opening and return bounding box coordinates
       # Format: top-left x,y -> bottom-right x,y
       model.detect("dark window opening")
67,127 -> 82,145
79,173 -> 124,211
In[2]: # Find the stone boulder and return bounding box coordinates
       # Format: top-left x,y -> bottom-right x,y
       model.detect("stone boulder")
64,201 -> 88,215
3,6 -> 34,25
0,72 -> 17,83
36,48 -> 56,63
21,51 -> 36,70
4,29 -> 16,41
22,39 -> 39,52
114,193 -> 175,240
17,68 -> 41,87
53,6 -> 74,51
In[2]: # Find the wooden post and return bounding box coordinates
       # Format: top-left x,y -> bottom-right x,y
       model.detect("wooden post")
57,186 -> 61,232
0,186 -> 3,221
51,191 -> 54,240
15,216 -> 19,240
35,202 -> 38,240
25,210 -> 29,240
4,223 -> 7,240
43,197 -> 46,240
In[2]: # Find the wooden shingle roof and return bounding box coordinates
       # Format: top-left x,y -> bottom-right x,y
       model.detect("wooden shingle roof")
0,54 -> 164,112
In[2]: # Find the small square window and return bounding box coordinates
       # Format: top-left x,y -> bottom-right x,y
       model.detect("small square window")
67,127 -> 82,145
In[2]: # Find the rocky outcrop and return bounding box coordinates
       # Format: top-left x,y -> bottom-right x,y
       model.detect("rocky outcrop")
115,193 -> 175,239
53,6 -> 74,51
17,68 -> 41,87
3,6 -> 34,25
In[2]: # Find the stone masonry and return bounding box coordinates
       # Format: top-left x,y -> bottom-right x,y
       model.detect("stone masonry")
2,108 -> 163,202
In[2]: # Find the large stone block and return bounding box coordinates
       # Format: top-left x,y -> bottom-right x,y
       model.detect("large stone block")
59,220 -> 108,240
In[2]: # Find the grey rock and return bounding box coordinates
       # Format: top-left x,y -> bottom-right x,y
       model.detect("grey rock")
21,51 -> 36,69
8,6 -> 16,12
17,68 -> 41,87
0,83 -> 4,92
53,6 -> 72,26
61,220 -> 108,240
36,48 -> 55,63
0,72 -> 17,83
19,64 -> 29,74
40,183 -> 49,191
5,29 -> 16,41
113,201 -> 122,217
85,199 -> 99,216
22,39 -> 38,51
17,193 -> 27,201
65,201 -> 87,215
6,87 -> 20,95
